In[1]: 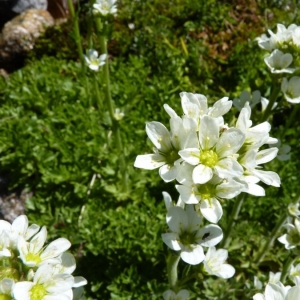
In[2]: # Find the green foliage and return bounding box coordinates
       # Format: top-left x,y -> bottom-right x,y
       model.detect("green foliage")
1,0 -> 300,299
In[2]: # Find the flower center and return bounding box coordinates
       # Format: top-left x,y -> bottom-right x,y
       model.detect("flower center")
25,252 -> 42,265
200,150 -> 218,167
196,183 -> 216,200
164,149 -> 180,165
0,295 -> 12,300
180,231 -> 196,246
30,285 -> 47,300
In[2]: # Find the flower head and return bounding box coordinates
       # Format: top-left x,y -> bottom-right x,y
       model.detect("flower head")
93,0 -> 117,16
162,205 -> 223,265
281,76 -> 300,104
84,49 -> 107,72
203,247 -> 235,279
278,218 -> 300,249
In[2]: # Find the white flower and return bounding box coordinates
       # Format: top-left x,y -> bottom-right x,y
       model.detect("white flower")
162,191 -> 184,211
114,108 -> 124,120
256,33 -> 273,52
18,226 -> 71,267
233,90 -> 263,111
288,203 -> 300,217
161,205 -> 223,265
179,115 -> 245,184
179,92 -> 232,130
13,264 -> 74,300
176,164 -> 244,223
0,215 -> 40,250
278,218 -> 300,249
281,77 -> 300,104
93,0 -> 117,16
0,278 -> 14,298
264,50 -> 295,74
271,140 -> 291,161
254,276 -> 263,289
84,49 -> 107,72
203,247 -> 235,279
253,282 -> 300,300
163,289 -> 189,300
269,272 -> 281,284
134,119 -> 197,182
236,102 -> 280,194
289,263 -> 300,285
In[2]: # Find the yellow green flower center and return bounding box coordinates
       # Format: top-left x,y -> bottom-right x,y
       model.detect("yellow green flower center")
30,285 -> 47,300
200,150 -> 218,167
180,231 -> 196,247
0,295 -> 12,300
196,183 -> 216,200
25,253 -> 42,265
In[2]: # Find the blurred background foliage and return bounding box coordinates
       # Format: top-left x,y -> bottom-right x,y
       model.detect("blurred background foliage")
1,0 -> 300,299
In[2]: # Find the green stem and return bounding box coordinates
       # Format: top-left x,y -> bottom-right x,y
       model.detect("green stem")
67,0 -> 86,72
261,76 -> 282,122
167,252 -> 181,288
254,213 -> 287,264
93,74 -> 102,109
95,18 -> 129,192
221,193 -> 247,248
280,104 -> 300,140
255,188 -> 300,264
280,253 -> 296,284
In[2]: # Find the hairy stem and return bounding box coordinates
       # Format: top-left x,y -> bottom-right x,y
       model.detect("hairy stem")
221,193 -> 247,248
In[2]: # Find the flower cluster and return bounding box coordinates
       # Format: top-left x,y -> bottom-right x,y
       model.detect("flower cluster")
257,24 -> 300,74
93,0 -> 117,16
257,23 -> 300,104
253,282 -> 300,300
0,215 -> 86,300
135,92 -> 280,224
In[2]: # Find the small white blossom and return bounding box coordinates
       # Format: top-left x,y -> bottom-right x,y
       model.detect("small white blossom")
114,108 -> 125,120
253,282 -> 300,300
93,0 -> 117,16
18,226 -> 71,267
269,272 -> 281,284
264,50 -> 295,74
278,218 -> 300,249
289,263 -> 300,285
179,115 -> 245,184
13,264 -> 74,300
281,77 -> 300,104
233,90 -> 263,111
84,49 -> 107,72
0,278 -> 14,298
288,203 -> 300,217
203,247 -> 235,279
161,205 -> 223,265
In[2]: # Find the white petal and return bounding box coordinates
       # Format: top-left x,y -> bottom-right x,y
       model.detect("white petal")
199,116 -> 219,149
146,122 -> 172,152
196,225 -> 223,247
166,207 -> 188,233
215,158 -> 243,178
134,154 -> 165,170
178,148 -> 200,165
180,244 -> 205,265
286,285 -> 300,300
200,199 -> 223,223
216,128 -> 245,157
251,169 -> 280,187
13,282 -> 33,300
192,164 -> 213,184
256,148 -> 278,165
73,276 -> 87,288
159,164 -> 178,182
163,192 -> 173,210
161,233 -> 181,251
176,184 -> 200,204
41,238 -> 71,260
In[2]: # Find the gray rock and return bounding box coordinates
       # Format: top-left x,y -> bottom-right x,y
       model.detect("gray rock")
0,9 -> 54,69
11,0 -> 48,13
